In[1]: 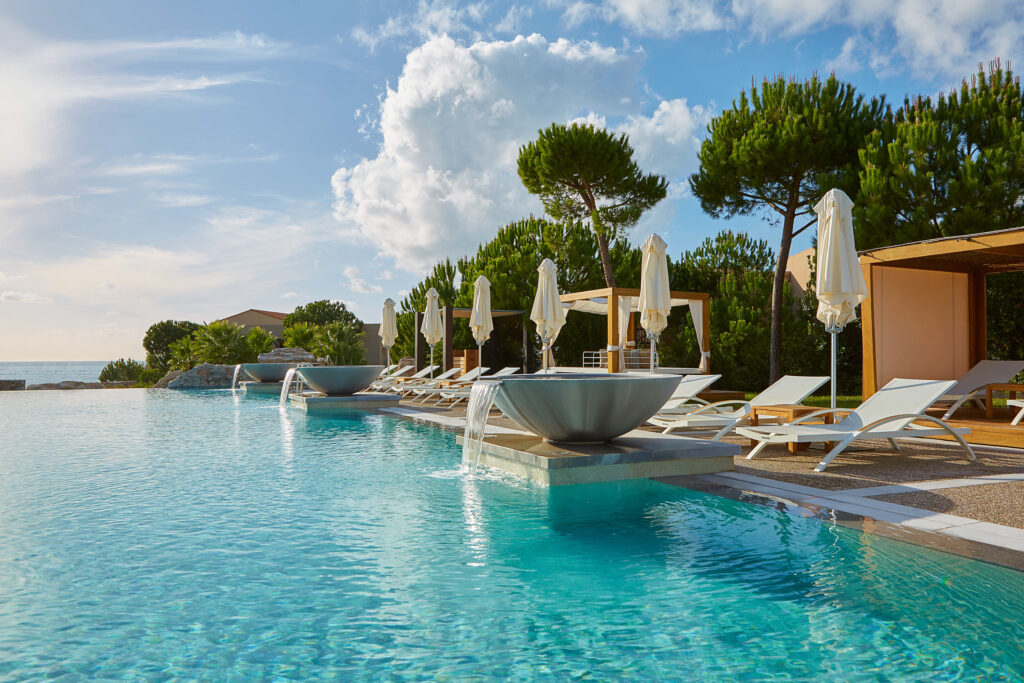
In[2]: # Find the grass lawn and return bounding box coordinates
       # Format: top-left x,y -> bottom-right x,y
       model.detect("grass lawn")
744,393 -> 862,409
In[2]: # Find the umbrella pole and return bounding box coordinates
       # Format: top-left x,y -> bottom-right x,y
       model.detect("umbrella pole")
386,347 -> 391,369
650,339 -> 656,374
477,343 -> 483,373
830,330 -> 838,412
429,345 -> 435,378
542,339 -> 548,373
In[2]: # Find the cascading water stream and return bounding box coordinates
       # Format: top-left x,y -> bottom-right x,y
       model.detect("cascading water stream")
231,364 -> 242,391
279,368 -> 299,409
461,380 -> 501,475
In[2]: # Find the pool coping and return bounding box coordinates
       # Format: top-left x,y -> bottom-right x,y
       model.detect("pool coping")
377,404 -> 1024,572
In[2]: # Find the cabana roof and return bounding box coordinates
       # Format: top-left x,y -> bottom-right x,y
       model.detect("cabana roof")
859,226 -> 1024,274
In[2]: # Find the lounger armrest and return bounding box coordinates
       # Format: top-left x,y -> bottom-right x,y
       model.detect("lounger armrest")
688,400 -> 751,415
787,408 -> 855,425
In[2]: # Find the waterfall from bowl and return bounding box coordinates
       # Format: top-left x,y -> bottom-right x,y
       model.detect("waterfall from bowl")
279,368 -> 300,409
461,381 -> 500,475
231,364 -> 242,391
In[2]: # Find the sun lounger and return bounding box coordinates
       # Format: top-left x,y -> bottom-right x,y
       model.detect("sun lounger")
649,375 -> 829,440
435,367 -> 521,406
408,366 -> 489,403
935,360 -> 1024,419
373,365 -> 430,391
737,377 -> 975,472
650,374 -> 722,415
390,366 -> 461,394
1009,400 -> 1024,426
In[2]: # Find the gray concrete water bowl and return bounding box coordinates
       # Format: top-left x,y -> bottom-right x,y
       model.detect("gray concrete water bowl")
240,363 -> 298,382
297,365 -> 385,396
491,373 -> 682,443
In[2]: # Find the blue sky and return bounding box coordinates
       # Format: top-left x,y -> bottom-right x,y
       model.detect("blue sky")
0,0 -> 1019,360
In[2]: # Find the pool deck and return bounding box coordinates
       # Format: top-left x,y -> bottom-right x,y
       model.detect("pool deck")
385,398 -> 1024,569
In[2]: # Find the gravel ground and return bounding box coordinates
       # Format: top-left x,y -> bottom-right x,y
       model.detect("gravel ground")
875,482 -> 1024,529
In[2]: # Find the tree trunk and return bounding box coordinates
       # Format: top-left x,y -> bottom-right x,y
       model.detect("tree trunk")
596,231 -> 617,288
770,209 -> 796,383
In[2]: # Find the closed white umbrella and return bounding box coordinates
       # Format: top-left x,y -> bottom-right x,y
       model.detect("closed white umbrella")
469,276 -> 493,371
815,188 -> 868,410
421,287 -> 444,378
530,258 -> 566,372
380,298 -> 398,367
639,233 -> 671,373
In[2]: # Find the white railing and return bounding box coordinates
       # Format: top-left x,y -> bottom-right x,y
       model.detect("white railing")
582,349 -> 659,370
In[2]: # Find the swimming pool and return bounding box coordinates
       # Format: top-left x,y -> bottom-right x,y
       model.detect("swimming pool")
1,389 -> 1022,679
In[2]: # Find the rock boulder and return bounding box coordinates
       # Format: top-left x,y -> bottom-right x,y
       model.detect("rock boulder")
167,364 -> 235,389
153,370 -> 183,388
258,347 -> 316,363
0,379 -> 26,391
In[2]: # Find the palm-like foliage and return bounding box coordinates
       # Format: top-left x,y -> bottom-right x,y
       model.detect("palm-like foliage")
192,321 -> 254,365
245,327 -> 276,356
283,322 -> 318,352
315,323 -> 365,365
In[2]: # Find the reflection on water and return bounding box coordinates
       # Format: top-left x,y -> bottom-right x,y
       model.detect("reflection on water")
0,388 -> 1022,680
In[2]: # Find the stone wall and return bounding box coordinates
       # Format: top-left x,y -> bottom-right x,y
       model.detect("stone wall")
26,381 -> 105,390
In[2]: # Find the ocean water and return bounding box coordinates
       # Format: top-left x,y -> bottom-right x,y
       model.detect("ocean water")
1,388 -> 1023,680
0,360 -> 110,384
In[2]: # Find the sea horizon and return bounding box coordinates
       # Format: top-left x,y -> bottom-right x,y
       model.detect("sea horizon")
0,360 -> 113,384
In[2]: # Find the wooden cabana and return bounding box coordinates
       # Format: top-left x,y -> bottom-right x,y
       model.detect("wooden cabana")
859,226 -> 1024,446
558,287 -> 711,374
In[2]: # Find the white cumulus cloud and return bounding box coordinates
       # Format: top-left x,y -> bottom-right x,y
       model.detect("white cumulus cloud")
344,266 -> 383,294
332,33 -> 705,273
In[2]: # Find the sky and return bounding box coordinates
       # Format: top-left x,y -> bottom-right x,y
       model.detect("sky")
0,0 -> 1020,361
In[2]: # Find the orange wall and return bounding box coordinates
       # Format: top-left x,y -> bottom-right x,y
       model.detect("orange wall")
873,267 -> 970,386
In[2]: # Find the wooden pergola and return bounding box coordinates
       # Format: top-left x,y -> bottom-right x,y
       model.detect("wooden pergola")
559,287 -> 711,373
859,227 -> 1024,446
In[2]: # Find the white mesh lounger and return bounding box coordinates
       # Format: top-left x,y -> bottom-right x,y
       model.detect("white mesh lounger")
649,375 -> 829,440
936,360 -> 1024,419
737,378 -> 975,472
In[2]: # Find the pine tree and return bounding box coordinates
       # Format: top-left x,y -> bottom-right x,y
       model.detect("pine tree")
518,123 -> 667,287
690,74 -> 885,381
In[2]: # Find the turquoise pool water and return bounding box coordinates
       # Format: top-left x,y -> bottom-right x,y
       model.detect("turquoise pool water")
1,389 -> 1023,680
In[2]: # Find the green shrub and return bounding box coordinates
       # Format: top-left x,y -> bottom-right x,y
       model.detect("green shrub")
137,366 -> 166,386
168,335 -> 198,371
315,323 -> 365,365
284,300 -> 362,329
283,322 -> 318,352
143,320 -> 200,372
245,327 -> 276,356
192,321 -> 255,365
99,358 -> 146,382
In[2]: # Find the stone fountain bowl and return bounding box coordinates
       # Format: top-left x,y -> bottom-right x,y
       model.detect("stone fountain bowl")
491,373 -> 682,444
297,365 -> 385,396
240,363 -> 297,383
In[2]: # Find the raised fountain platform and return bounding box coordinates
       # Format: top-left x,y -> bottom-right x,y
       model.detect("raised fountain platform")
240,381 -> 283,395
458,430 -> 738,486
289,392 -> 399,414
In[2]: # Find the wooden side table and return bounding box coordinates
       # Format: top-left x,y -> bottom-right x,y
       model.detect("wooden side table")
749,404 -> 834,453
985,383 -> 1024,419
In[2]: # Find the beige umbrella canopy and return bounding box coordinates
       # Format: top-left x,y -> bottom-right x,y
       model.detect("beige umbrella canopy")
814,188 -> 868,409
421,287 -> 444,377
530,258 -> 566,372
379,298 -> 399,367
639,233 -> 671,372
469,276 -> 494,369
